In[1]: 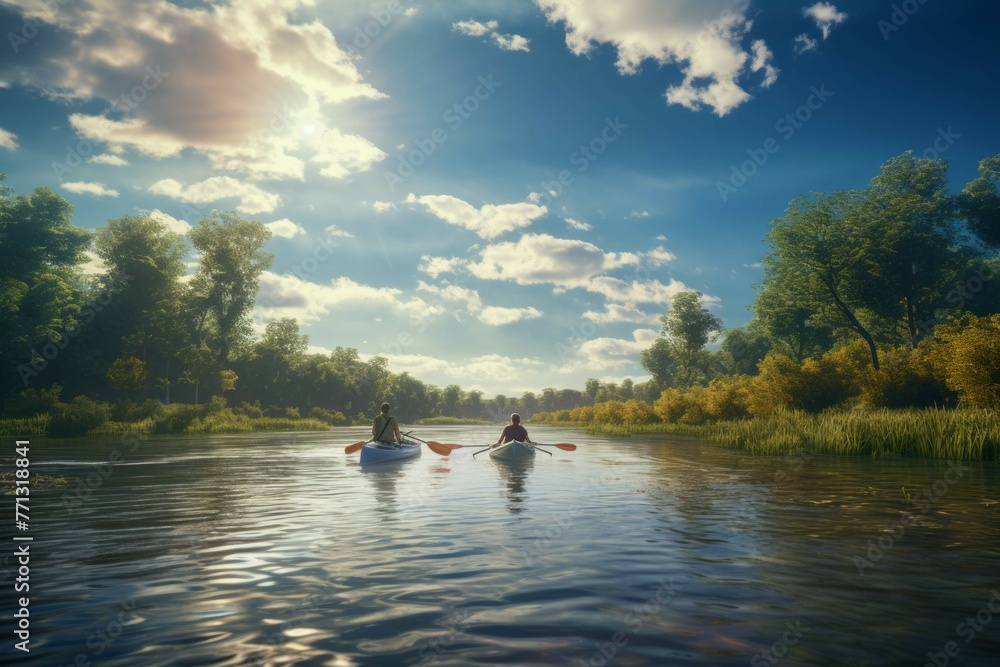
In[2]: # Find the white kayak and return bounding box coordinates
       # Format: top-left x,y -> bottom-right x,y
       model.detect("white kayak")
359,437 -> 421,466
489,440 -> 536,462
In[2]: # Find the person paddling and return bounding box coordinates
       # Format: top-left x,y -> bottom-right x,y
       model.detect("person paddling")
496,413 -> 531,445
372,402 -> 402,444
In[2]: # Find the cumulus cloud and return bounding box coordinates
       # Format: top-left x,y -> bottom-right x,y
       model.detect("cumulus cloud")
325,224 -> 355,238
0,0 -> 388,181
565,217 -> 592,231
536,0 -> 776,116
62,181 -> 120,197
793,33 -> 819,54
582,303 -> 660,325
385,353 -> 545,383
89,154 -> 130,166
146,208 -> 191,234
468,234 -> 640,288
255,272 -> 442,324
79,250 -> 109,276
418,255 -> 467,279
0,128 -> 19,150
406,193 -> 548,239
265,218 -> 305,239
803,2 -> 847,40
750,40 -> 779,88
630,209 -> 650,218
417,281 -> 543,326
558,329 -> 661,372
453,18 -> 530,52
149,176 -> 280,214
372,201 -> 396,213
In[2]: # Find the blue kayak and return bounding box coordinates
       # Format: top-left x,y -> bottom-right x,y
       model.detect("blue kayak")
359,437 -> 421,466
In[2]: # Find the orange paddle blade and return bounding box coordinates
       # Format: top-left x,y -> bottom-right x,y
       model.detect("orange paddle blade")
428,441 -> 463,450
424,441 -> 451,456
553,443 -> 577,451
344,440 -> 366,454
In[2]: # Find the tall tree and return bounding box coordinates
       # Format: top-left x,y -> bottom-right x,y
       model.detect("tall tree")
189,212 -> 272,365
861,152 -> 958,347
652,291 -> 723,388
959,154 -> 1000,249
763,191 -> 884,369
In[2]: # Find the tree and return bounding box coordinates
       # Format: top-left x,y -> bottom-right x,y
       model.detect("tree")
440,384 -> 464,417
959,155 -> 1000,249
646,291 -> 722,388
762,191 -> 884,369
106,356 -> 148,397
189,212 -> 273,365
754,275 -> 835,362
584,378 -> 600,404
713,324 -> 772,376
861,152 -> 959,347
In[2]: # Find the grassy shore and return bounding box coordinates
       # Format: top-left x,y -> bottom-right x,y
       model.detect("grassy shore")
547,408 -> 1000,461
413,416 -> 496,425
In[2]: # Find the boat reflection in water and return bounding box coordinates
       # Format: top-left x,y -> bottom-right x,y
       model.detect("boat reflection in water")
492,456 -> 534,514
356,457 -> 451,519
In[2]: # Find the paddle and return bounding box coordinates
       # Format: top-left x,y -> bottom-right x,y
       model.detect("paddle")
344,440 -> 367,454
459,441 -> 577,452
397,434 -> 450,457
530,443 -> 553,456
472,445 -> 492,457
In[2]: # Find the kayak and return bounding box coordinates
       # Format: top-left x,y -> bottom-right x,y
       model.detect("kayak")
489,440 -> 536,463
359,437 -> 421,466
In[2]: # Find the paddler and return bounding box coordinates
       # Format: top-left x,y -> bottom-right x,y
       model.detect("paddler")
372,402 -> 402,443
496,413 -> 531,445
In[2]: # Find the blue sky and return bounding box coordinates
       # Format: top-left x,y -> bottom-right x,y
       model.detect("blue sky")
1,0 -> 997,396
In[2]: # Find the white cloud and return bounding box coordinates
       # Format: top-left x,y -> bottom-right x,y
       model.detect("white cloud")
479,305 -> 543,326
62,181 -> 119,197
386,352 -> 545,383
149,176 -> 280,214
2,0 -> 387,182
565,217 -> 592,231
453,18 -> 529,52
372,201 -> 396,213
793,33 -> 819,54
452,19 -> 498,37
403,7 -> 419,18
468,233 -> 640,289
88,154 -> 130,166
492,33 -> 530,52
146,208 -> 191,234
311,128 -> 387,179
266,218 -> 306,239
803,2 -> 847,40
559,329 -> 661,372
582,303 -> 659,325
536,0 -> 773,116
655,234 -> 667,241
630,209 -> 650,218
79,250 -> 109,276
325,224 -> 355,238
255,272 -> 442,324
644,246 -> 677,266
418,255 -> 467,279
417,281 -> 543,327
0,128 -> 19,150
406,193 -> 547,239
585,275 -> 692,306
750,40 -> 779,88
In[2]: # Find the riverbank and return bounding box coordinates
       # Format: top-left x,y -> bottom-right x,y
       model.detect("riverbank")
543,408 -> 1000,460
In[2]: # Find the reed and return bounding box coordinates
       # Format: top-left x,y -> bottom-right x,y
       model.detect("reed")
0,415 -> 50,437
185,413 -> 330,433
583,408 -> 1000,460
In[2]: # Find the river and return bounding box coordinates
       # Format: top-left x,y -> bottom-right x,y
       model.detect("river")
8,425 -> 1000,666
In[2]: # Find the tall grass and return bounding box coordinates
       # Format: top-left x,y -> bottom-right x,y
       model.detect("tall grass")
582,408 -> 1000,460
0,415 -> 50,437
185,413 -> 329,433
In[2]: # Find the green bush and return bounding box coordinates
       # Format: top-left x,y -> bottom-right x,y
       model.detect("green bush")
154,403 -> 208,434
309,406 -> 347,425
284,406 -> 301,420
5,385 -> 63,418
49,396 -> 112,436
237,401 -> 264,418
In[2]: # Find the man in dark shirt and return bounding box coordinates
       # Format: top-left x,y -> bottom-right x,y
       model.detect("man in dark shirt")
496,413 -> 531,444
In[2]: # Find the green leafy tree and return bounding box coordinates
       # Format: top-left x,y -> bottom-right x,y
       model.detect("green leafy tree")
646,291 -> 722,388
106,356 -> 149,397
189,212 -> 273,365
959,155 -> 1000,249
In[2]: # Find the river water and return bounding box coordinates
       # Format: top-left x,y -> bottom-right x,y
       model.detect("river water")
7,425 -> 1000,666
